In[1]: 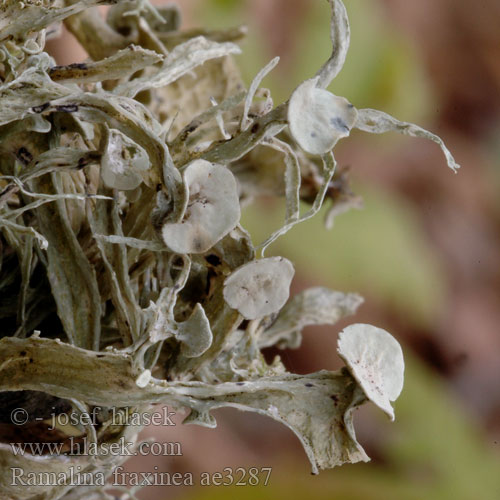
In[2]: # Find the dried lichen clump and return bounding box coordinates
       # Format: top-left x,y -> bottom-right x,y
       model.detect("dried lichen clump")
0,0 -> 458,499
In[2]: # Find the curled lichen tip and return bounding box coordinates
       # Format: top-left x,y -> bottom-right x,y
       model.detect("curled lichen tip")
337,323 -> 404,420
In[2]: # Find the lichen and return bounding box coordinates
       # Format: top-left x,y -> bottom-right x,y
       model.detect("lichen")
0,0 -> 459,498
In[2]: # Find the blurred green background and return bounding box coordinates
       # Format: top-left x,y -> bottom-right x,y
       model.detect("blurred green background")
126,0 -> 500,498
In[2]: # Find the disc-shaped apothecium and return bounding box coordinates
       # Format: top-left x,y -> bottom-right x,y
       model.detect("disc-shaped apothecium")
101,128 -> 150,190
337,323 -> 404,420
162,159 -> 241,254
288,77 -> 358,155
223,257 -> 295,320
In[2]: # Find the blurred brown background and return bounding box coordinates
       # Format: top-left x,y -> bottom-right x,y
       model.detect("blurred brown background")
47,1 -> 500,498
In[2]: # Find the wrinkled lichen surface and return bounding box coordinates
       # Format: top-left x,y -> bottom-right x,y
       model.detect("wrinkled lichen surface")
0,1 -> 458,498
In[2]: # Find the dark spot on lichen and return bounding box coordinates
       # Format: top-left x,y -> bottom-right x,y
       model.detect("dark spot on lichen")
330,117 -> 349,132
31,102 -> 50,113
172,256 -> 184,267
251,123 -> 259,133
16,147 -> 33,165
236,382 -> 245,386
180,122 -> 199,141
330,395 -> 339,405
68,62 -> 88,70
305,383 -> 314,388
55,104 -> 78,113
49,62 -> 88,74
20,351 -> 27,357
77,155 -> 94,169
205,254 -> 221,267
192,237 -> 205,253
